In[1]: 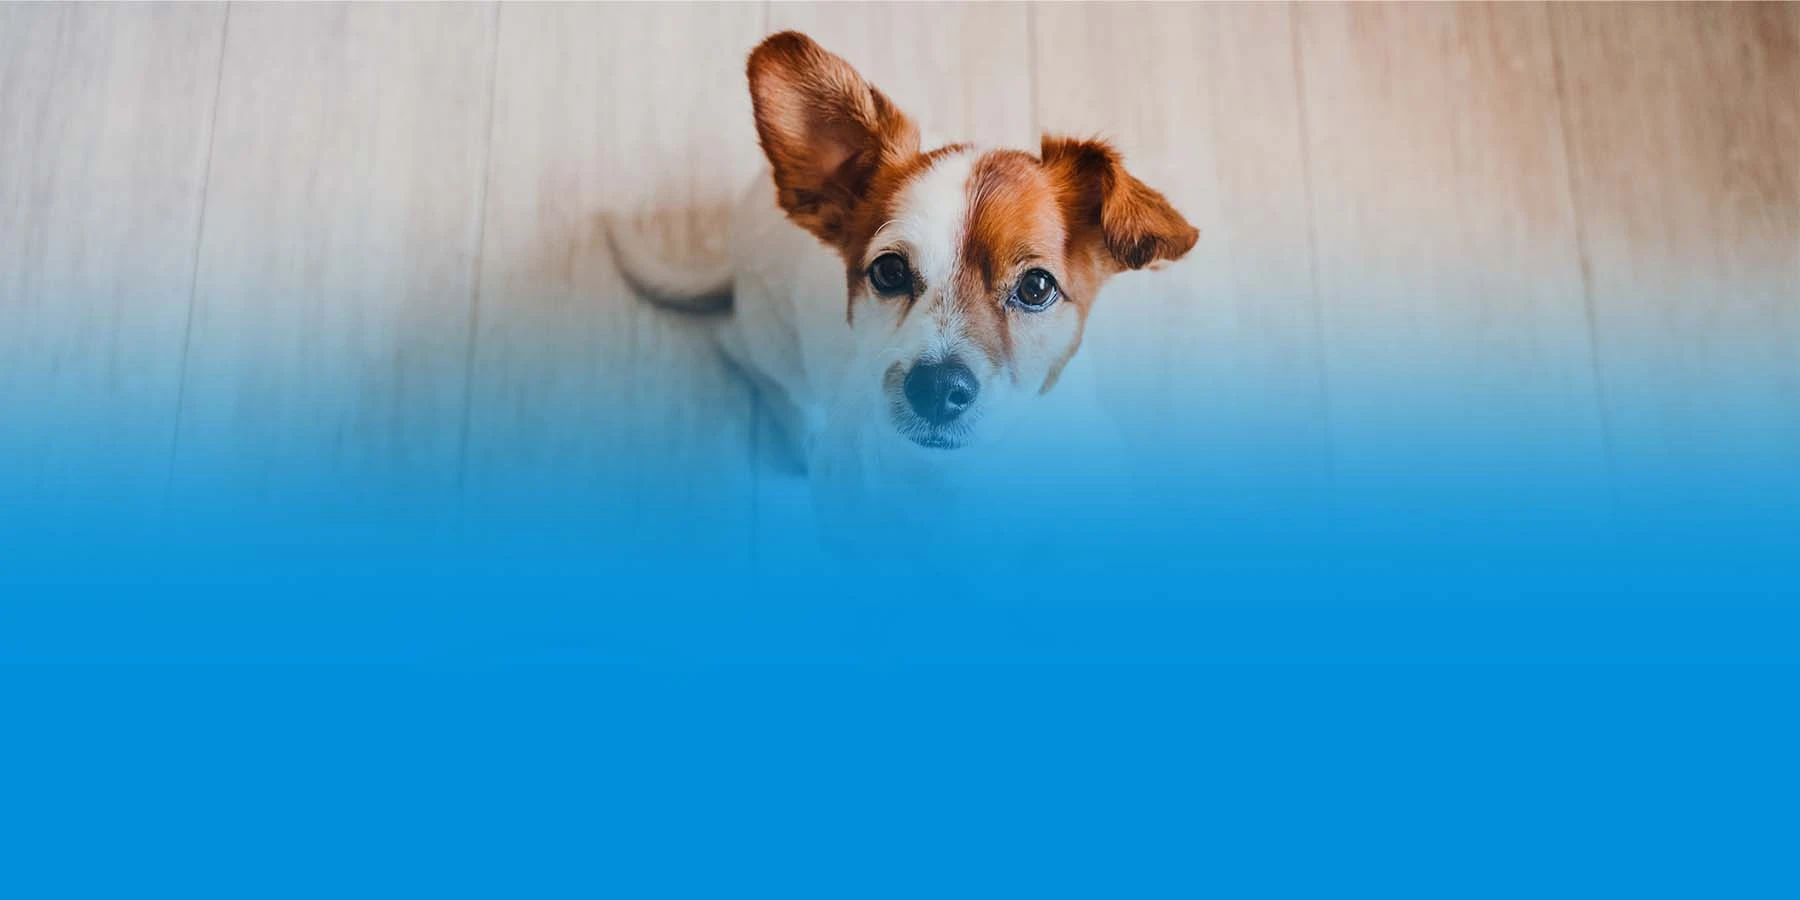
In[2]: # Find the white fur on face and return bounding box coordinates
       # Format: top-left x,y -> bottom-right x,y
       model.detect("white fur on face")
844,147 -> 1084,455
859,148 -> 979,364
840,150 -> 981,452
863,149 -> 977,291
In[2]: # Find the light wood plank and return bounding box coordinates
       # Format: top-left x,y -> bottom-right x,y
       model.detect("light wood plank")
0,2 -> 226,529
1550,2 -> 1800,511
1033,1 -> 1330,513
1294,2 -> 1611,532
461,2 -> 764,558
171,3 -> 498,523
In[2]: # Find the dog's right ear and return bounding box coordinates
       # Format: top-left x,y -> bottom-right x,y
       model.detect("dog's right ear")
1040,136 -> 1199,273
747,31 -> 920,245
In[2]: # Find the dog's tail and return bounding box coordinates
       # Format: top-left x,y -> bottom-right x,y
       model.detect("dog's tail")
602,215 -> 733,313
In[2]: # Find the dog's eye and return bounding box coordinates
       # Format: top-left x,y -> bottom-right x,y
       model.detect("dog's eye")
1013,268 -> 1060,311
868,253 -> 912,296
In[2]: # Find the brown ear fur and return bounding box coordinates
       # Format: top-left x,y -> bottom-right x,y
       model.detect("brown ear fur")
747,32 -> 920,245
1041,136 -> 1199,271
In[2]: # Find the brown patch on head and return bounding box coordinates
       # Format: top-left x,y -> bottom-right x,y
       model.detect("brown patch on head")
961,152 -> 1066,292
954,151 -> 1070,380
947,143 -> 1199,392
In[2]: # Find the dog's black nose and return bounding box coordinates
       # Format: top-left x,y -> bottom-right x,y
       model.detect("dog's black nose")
903,359 -> 979,425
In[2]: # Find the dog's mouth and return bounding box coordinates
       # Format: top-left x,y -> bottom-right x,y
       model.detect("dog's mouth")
885,398 -> 975,451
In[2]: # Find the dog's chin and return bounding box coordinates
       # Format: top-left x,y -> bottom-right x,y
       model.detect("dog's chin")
888,411 -> 975,453
906,431 -> 966,451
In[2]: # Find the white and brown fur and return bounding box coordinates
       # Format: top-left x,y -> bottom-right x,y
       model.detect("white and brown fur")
608,32 -> 1198,557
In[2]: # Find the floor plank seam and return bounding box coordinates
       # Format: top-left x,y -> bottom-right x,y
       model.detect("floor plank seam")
453,1 -> 506,518
1544,1 -> 1625,523
161,1 -> 233,515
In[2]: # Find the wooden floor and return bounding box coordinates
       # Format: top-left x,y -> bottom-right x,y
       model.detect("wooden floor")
2,2 -> 1796,550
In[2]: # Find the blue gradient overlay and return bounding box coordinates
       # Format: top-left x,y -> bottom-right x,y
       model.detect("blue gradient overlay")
3,281 -> 1795,663
5,665 -> 1797,897
4,287 -> 1798,894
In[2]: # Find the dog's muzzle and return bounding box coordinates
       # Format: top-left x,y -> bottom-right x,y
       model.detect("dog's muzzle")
884,358 -> 980,450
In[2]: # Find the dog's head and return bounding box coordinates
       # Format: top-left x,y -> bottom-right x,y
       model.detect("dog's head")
748,32 -> 1197,451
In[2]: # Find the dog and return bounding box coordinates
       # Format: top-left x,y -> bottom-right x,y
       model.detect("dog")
607,32 -> 1198,565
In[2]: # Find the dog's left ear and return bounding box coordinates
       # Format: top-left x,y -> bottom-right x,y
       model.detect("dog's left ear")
747,32 -> 921,247
1041,136 -> 1199,272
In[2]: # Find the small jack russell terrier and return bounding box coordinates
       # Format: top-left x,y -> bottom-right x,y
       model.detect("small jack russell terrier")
608,32 -> 1198,559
